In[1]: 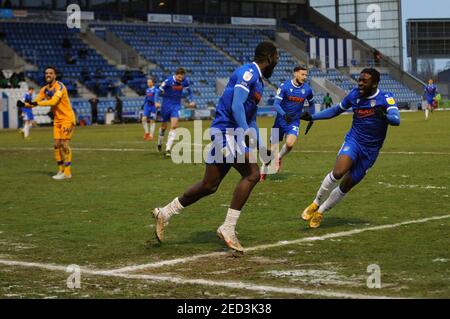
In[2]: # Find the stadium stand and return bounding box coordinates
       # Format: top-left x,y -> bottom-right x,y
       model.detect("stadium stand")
195,26 -> 296,101
0,17 -> 422,123
92,23 -> 238,109
281,19 -> 332,43
294,19 -> 333,38
0,21 -> 124,98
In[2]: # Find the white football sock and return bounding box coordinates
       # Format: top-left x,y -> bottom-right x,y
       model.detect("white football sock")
313,172 -> 339,206
149,123 -> 155,136
24,122 -> 31,138
279,144 -> 291,159
158,128 -> 165,145
166,129 -> 177,151
318,186 -> 346,213
162,197 -> 184,219
223,208 -> 240,231
425,108 -> 429,119
260,163 -> 269,174
142,120 -> 149,134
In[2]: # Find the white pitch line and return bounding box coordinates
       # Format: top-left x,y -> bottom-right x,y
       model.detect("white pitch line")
0,259 -> 397,299
377,182 -> 447,190
3,214 -> 448,299
2,146 -> 450,156
0,259 -> 68,272
90,272 -> 397,299
108,214 -> 450,274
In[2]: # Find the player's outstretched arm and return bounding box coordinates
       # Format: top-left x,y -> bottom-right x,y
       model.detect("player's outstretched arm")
34,95 -> 61,107
386,107 -> 400,126
311,103 -> 346,121
23,101 -> 39,108
24,89 -> 45,107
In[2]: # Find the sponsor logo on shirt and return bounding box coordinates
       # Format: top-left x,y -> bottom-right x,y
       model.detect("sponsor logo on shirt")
354,108 -> 375,118
288,96 -> 305,103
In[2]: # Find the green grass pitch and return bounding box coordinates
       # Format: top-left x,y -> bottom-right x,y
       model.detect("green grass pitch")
0,111 -> 449,298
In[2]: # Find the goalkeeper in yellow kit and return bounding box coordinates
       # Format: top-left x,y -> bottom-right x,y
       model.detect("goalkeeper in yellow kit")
25,66 -> 76,180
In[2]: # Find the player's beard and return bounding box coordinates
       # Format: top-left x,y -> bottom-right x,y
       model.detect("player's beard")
46,77 -> 55,85
360,86 -> 377,98
263,62 -> 277,79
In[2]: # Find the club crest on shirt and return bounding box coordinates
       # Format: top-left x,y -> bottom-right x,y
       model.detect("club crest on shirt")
243,71 -> 253,82
301,89 -> 305,94
370,100 -> 376,107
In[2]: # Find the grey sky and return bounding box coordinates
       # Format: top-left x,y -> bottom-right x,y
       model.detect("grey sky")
401,0 -> 450,72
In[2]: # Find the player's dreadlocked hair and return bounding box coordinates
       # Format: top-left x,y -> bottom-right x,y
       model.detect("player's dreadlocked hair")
254,41 -> 277,64
361,68 -> 380,84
